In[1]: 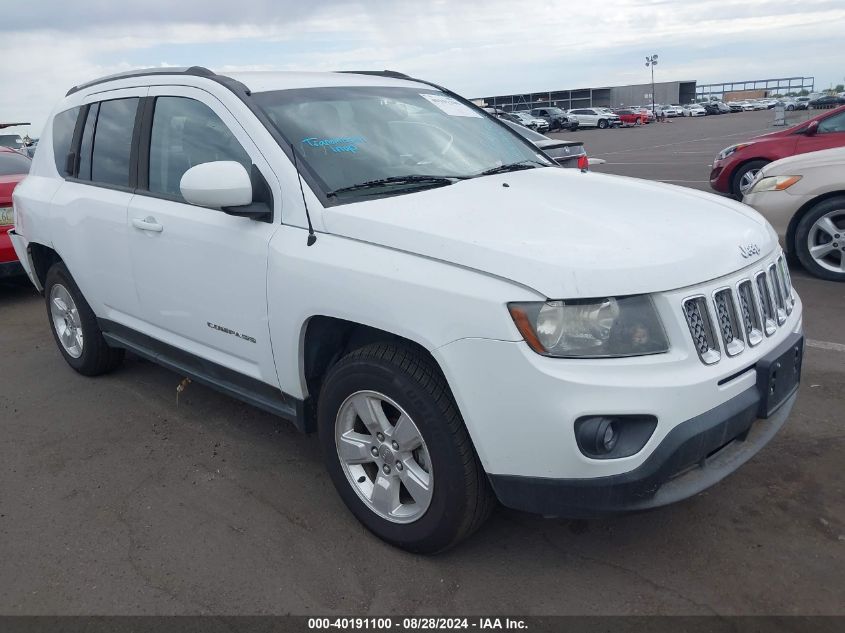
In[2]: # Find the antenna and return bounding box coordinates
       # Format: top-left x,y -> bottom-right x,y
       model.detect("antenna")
290,143 -> 317,246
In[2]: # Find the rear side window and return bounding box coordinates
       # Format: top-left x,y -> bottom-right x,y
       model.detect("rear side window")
0,151 -> 31,176
90,98 -> 139,187
52,106 -> 80,177
148,96 -> 251,198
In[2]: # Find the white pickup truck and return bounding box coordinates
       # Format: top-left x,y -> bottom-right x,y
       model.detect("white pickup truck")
10,67 -> 803,552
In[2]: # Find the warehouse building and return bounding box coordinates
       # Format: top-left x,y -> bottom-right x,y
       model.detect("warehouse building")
477,80 -> 697,111
476,76 -> 815,112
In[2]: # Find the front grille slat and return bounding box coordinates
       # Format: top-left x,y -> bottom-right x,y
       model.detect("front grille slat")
682,296 -> 720,364
713,288 -> 745,356
755,271 -> 777,336
768,264 -> 787,325
737,280 -> 763,346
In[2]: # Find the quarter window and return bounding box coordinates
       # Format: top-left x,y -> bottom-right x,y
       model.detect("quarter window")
90,98 -> 139,187
148,97 -> 251,198
52,106 -> 80,177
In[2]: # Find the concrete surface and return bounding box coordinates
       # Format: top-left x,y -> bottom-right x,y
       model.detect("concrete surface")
1,109 -> 843,616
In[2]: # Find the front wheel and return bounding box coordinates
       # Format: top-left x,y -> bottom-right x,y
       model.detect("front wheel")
597,119 -> 608,129
44,262 -> 124,375
318,343 -> 494,553
732,160 -> 769,198
794,196 -> 845,281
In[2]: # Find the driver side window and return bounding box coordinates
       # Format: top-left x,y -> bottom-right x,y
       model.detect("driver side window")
148,96 -> 251,198
817,111 -> 845,134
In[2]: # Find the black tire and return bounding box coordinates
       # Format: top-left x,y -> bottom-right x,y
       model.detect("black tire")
317,343 -> 494,553
787,104 -> 795,111
44,262 -> 124,376
597,119 -> 608,129
794,196 -> 845,282
731,159 -> 769,198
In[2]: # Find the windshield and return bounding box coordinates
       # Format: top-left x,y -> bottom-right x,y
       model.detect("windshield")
253,86 -> 549,200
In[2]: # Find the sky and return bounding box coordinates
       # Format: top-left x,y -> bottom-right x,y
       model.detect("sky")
2,0 -> 844,136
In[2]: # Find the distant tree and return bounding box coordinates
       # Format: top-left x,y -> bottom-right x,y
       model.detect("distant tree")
786,92 -> 797,97
798,89 -> 809,96
835,84 -> 845,93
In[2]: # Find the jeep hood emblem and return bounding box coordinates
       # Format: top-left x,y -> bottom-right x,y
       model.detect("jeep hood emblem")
739,243 -> 761,259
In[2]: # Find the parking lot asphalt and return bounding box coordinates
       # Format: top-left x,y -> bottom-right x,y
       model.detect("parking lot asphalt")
2,109 -> 844,616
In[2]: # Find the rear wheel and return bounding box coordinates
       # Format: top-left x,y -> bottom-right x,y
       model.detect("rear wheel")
794,197 -> 845,281
44,262 -> 124,375
318,343 -> 494,553
732,160 -> 769,198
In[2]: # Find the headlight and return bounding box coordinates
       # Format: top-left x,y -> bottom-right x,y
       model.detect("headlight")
508,295 -> 670,358
748,175 -> 802,193
717,143 -> 752,160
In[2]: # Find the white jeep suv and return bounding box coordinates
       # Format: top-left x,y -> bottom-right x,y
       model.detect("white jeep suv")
10,67 -> 804,552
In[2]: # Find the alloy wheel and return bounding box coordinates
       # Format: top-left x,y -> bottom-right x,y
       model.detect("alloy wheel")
807,209 -> 845,274
739,168 -> 762,195
50,283 -> 84,358
335,390 -> 433,524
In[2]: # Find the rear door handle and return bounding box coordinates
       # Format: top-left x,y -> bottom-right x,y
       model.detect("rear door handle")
131,217 -> 163,233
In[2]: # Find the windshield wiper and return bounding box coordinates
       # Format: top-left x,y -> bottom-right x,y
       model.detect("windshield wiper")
477,160 -> 547,177
327,175 -> 463,197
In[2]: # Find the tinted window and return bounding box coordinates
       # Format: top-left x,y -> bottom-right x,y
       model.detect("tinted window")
91,98 -> 139,187
149,97 -> 251,198
52,106 -> 80,177
0,151 -> 31,176
818,111 -> 845,134
77,103 -> 99,181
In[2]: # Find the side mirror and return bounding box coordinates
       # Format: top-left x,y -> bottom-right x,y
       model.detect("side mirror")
805,120 -> 819,136
180,161 -> 253,209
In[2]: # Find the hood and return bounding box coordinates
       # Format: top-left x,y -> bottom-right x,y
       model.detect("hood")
763,146 -> 845,175
322,168 -> 777,299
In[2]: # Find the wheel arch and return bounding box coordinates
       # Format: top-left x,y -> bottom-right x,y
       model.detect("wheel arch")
785,190 -> 845,254
27,242 -> 63,291
300,315 -> 448,413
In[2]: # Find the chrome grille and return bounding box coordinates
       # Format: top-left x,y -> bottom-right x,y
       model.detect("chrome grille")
737,280 -> 763,346
682,254 -> 794,365
682,296 -> 720,364
713,288 -> 744,356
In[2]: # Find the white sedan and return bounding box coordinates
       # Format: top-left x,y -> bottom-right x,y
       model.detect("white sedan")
682,104 -> 707,117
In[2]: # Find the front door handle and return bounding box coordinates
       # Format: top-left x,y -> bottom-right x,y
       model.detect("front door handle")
131,217 -> 163,233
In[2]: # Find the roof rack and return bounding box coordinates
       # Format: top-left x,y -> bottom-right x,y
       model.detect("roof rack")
66,66 -> 217,96
338,70 -> 413,80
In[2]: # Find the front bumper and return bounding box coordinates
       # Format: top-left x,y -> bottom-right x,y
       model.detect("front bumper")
742,189 -> 804,246
489,331 -> 800,516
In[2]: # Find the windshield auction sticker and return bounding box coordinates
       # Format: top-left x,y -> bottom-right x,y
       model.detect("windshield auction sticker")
420,93 -> 481,117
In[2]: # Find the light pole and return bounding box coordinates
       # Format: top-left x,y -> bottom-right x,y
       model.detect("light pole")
645,54 -> 658,116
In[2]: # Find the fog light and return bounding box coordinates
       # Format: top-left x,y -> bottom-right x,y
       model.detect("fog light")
600,419 -> 618,452
574,415 -> 657,460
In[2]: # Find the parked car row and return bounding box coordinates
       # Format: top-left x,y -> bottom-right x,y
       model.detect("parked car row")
709,104 -> 845,282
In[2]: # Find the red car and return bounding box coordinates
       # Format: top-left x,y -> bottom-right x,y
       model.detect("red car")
0,146 -> 31,278
710,105 -> 845,197
614,108 -> 648,126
